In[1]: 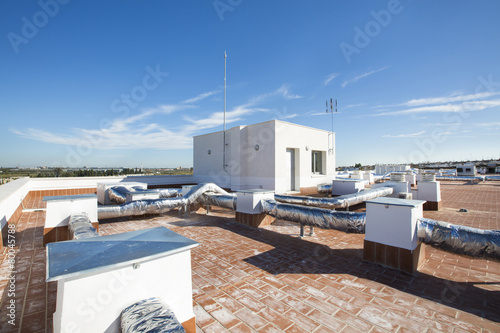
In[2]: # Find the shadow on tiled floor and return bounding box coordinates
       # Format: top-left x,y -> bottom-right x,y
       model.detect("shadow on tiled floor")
172,213 -> 500,324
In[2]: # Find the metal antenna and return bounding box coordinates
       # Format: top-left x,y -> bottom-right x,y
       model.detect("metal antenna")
223,51 -> 227,170
326,98 -> 337,155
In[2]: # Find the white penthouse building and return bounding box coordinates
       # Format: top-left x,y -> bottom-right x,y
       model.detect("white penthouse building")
193,120 -> 336,193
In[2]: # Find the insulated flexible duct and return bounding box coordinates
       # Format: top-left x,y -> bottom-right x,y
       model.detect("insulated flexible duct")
275,187 -> 393,209
417,218 -> 500,260
199,193 -> 237,210
68,213 -> 99,239
107,186 -> 181,204
98,183 -> 228,219
435,176 -> 485,182
317,183 -> 332,195
262,199 -> 366,233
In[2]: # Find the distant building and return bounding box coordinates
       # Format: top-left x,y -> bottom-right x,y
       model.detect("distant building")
487,161 -> 500,174
193,120 -> 335,193
374,164 -> 410,175
455,163 -> 476,176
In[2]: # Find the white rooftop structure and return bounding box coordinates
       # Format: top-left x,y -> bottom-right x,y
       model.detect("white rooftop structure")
193,120 -> 336,193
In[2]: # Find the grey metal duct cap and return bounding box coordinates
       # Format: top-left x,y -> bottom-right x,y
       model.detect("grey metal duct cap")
46,226 -> 199,282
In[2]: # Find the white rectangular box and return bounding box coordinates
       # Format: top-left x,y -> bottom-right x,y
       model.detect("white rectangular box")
365,197 -> 425,250
332,179 -> 368,195
97,182 -> 147,205
363,172 -> 375,184
47,227 -> 198,333
44,194 -> 98,228
417,181 -> 441,202
372,180 -> 410,198
236,189 -> 275,214
126,190 -> 161,202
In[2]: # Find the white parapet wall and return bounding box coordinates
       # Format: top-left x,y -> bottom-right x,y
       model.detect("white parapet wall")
1,175 -> 196,245
0,178 -> 31,232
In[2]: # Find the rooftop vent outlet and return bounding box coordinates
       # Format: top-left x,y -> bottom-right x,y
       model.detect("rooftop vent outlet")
390,172 -> 405,182
422,173 -> 436,182
398,192 -> 413,200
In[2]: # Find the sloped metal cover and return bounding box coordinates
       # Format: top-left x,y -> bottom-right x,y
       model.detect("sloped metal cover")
46,226 -> 199,282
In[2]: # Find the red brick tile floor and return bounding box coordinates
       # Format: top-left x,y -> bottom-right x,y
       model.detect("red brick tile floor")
0,181 -> 499,332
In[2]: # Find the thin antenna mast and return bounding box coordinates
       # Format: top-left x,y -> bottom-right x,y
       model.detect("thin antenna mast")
223,51 -> 227,170
326,98 -> 337,155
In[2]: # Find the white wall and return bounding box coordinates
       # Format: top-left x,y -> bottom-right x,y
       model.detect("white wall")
193,123 -> 277,190
193,130 -> 229,187
0,179 -> 31,230
274,121 -> 335,193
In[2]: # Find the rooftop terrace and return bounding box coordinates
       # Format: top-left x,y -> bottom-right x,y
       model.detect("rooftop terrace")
1,181 -> 499,332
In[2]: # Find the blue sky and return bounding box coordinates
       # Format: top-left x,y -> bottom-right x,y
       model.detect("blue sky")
1,0 -> 499,168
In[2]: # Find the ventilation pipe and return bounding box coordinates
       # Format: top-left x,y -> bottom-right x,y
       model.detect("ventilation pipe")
107,186 -> 181,204
199,193 -> 237,211
98,183 -> 229,219
275,187 -> 393,209
261,199 -> 366,233
435,176 -> 485,182
68,213 -> 99,239
417,218 -> 500,260
317,183 -> 333,195
99,183 -> 500,261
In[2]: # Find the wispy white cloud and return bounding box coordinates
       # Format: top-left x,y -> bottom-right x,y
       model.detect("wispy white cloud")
246,84 -> 302,105
181,90 -> 220,104
342,67 -> 388,88
382,130 -> 426,138
181,105 -> 268,134
475,122 -> 500,127
404,91 -> 500,107
280,113 -> 298,119
374,99 -> 500,116
324,73 -> 339,86
307,110 -> 328,116
272,107 -> 298,120
342,103 -> 366,110
276,85 -> 303,100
